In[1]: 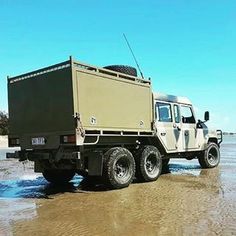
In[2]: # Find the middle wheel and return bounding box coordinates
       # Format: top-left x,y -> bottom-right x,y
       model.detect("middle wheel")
103,147 -> 135,189
136,145 -> 162,182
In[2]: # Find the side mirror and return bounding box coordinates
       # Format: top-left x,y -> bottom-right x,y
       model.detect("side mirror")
204,111 -> 209,122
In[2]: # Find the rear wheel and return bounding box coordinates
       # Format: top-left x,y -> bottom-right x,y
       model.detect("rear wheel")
43,169 -> 75,184
103,147 -> 135,189
135,145 -> 162,182
198,142 -> 220,168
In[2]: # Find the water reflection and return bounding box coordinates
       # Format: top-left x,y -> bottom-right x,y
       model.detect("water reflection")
0,175 -> 83,199
162,160 -> 201,176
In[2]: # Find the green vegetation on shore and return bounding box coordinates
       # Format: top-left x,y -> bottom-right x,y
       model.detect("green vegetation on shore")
0,111 -> 9,135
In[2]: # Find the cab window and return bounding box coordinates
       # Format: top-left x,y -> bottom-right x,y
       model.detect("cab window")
181,106 -> 195,124
174,105 -> 180,123
156,102 -> 172,122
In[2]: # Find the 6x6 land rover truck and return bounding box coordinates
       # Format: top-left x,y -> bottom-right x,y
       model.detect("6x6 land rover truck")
7,57 -> 223,189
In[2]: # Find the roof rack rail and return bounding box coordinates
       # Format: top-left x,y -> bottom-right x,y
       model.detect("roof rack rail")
8,56 -> 151,85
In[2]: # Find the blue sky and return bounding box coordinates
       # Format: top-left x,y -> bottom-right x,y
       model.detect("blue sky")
0,0 -> 235,132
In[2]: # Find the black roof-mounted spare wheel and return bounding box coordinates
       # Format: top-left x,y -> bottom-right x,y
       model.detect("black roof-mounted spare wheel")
103,65 -> 137,77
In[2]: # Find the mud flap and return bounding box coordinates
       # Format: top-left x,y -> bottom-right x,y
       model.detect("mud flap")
34,160 -> 43,172
88,151 -> 103,176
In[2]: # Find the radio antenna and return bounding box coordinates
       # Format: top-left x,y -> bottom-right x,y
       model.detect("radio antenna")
123,33 -> 144,79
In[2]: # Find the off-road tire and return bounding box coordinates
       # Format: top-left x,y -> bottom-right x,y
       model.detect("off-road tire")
135,145 -> 162,182
103,65 -> 137,77
43,170 -> 75,184
103,147 -> 135,189
198,142 -> 220,168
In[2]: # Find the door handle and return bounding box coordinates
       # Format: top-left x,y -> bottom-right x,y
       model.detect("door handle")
161,132 -> 166,136
173,124 -> 181,131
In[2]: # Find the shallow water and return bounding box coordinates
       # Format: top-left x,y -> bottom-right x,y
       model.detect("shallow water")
0,135 -> 236,235
0,147 -> 20,160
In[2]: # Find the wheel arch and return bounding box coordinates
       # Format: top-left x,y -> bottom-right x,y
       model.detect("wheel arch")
208,137 -> 218,145
139,137 -> 167,156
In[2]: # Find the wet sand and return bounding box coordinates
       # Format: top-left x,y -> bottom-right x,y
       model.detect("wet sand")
0,136 -> 236,235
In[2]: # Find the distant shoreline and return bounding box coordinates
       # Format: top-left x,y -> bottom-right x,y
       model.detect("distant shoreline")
223,132 -> 236,136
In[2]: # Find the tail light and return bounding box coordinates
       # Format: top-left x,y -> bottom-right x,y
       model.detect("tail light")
9,138 -> 20,147
61,135 -> 76,144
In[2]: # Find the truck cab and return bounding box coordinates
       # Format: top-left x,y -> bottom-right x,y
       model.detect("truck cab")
154,93 -> 222,167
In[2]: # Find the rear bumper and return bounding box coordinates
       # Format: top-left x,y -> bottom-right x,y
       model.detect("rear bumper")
14,149 -> 80,161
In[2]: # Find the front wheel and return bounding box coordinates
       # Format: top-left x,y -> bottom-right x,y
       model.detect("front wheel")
198,142 -> 220,168
43,169 -> 75,184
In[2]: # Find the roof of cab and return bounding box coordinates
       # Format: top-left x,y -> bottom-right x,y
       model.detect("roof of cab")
153,92 -> 192,105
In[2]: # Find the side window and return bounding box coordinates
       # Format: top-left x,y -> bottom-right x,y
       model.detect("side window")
181,106 -> 196,124
174,105 -> 180,123
156,102 -> 172,122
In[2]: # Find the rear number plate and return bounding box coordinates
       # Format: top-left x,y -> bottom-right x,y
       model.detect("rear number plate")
32,137 -> 45,145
